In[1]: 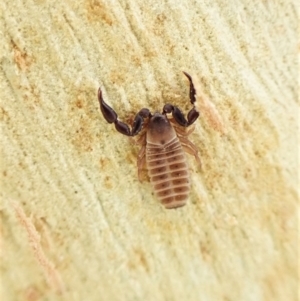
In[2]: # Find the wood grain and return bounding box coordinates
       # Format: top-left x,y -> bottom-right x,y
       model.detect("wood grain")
1,1 -> 298,300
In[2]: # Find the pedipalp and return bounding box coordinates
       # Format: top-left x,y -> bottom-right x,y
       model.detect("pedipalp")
162,71 -> 199,127
98,88 -> 151,136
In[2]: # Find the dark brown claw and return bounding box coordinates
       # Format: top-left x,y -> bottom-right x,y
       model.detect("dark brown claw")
98,88 -> 151,136
162,72 -> 199,126
182,71 -> 196,105
98,88 -> 117,124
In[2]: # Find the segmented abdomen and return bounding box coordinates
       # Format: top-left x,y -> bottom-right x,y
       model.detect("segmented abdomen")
146,137 -> 190,209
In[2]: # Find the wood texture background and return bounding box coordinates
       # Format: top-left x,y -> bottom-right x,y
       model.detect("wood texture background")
1,1 -> 298,300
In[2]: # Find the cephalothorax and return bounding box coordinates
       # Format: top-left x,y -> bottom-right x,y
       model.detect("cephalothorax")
98,72 -> 201,209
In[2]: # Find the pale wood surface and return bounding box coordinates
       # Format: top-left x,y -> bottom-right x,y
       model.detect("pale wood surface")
1,1 -> 298,301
